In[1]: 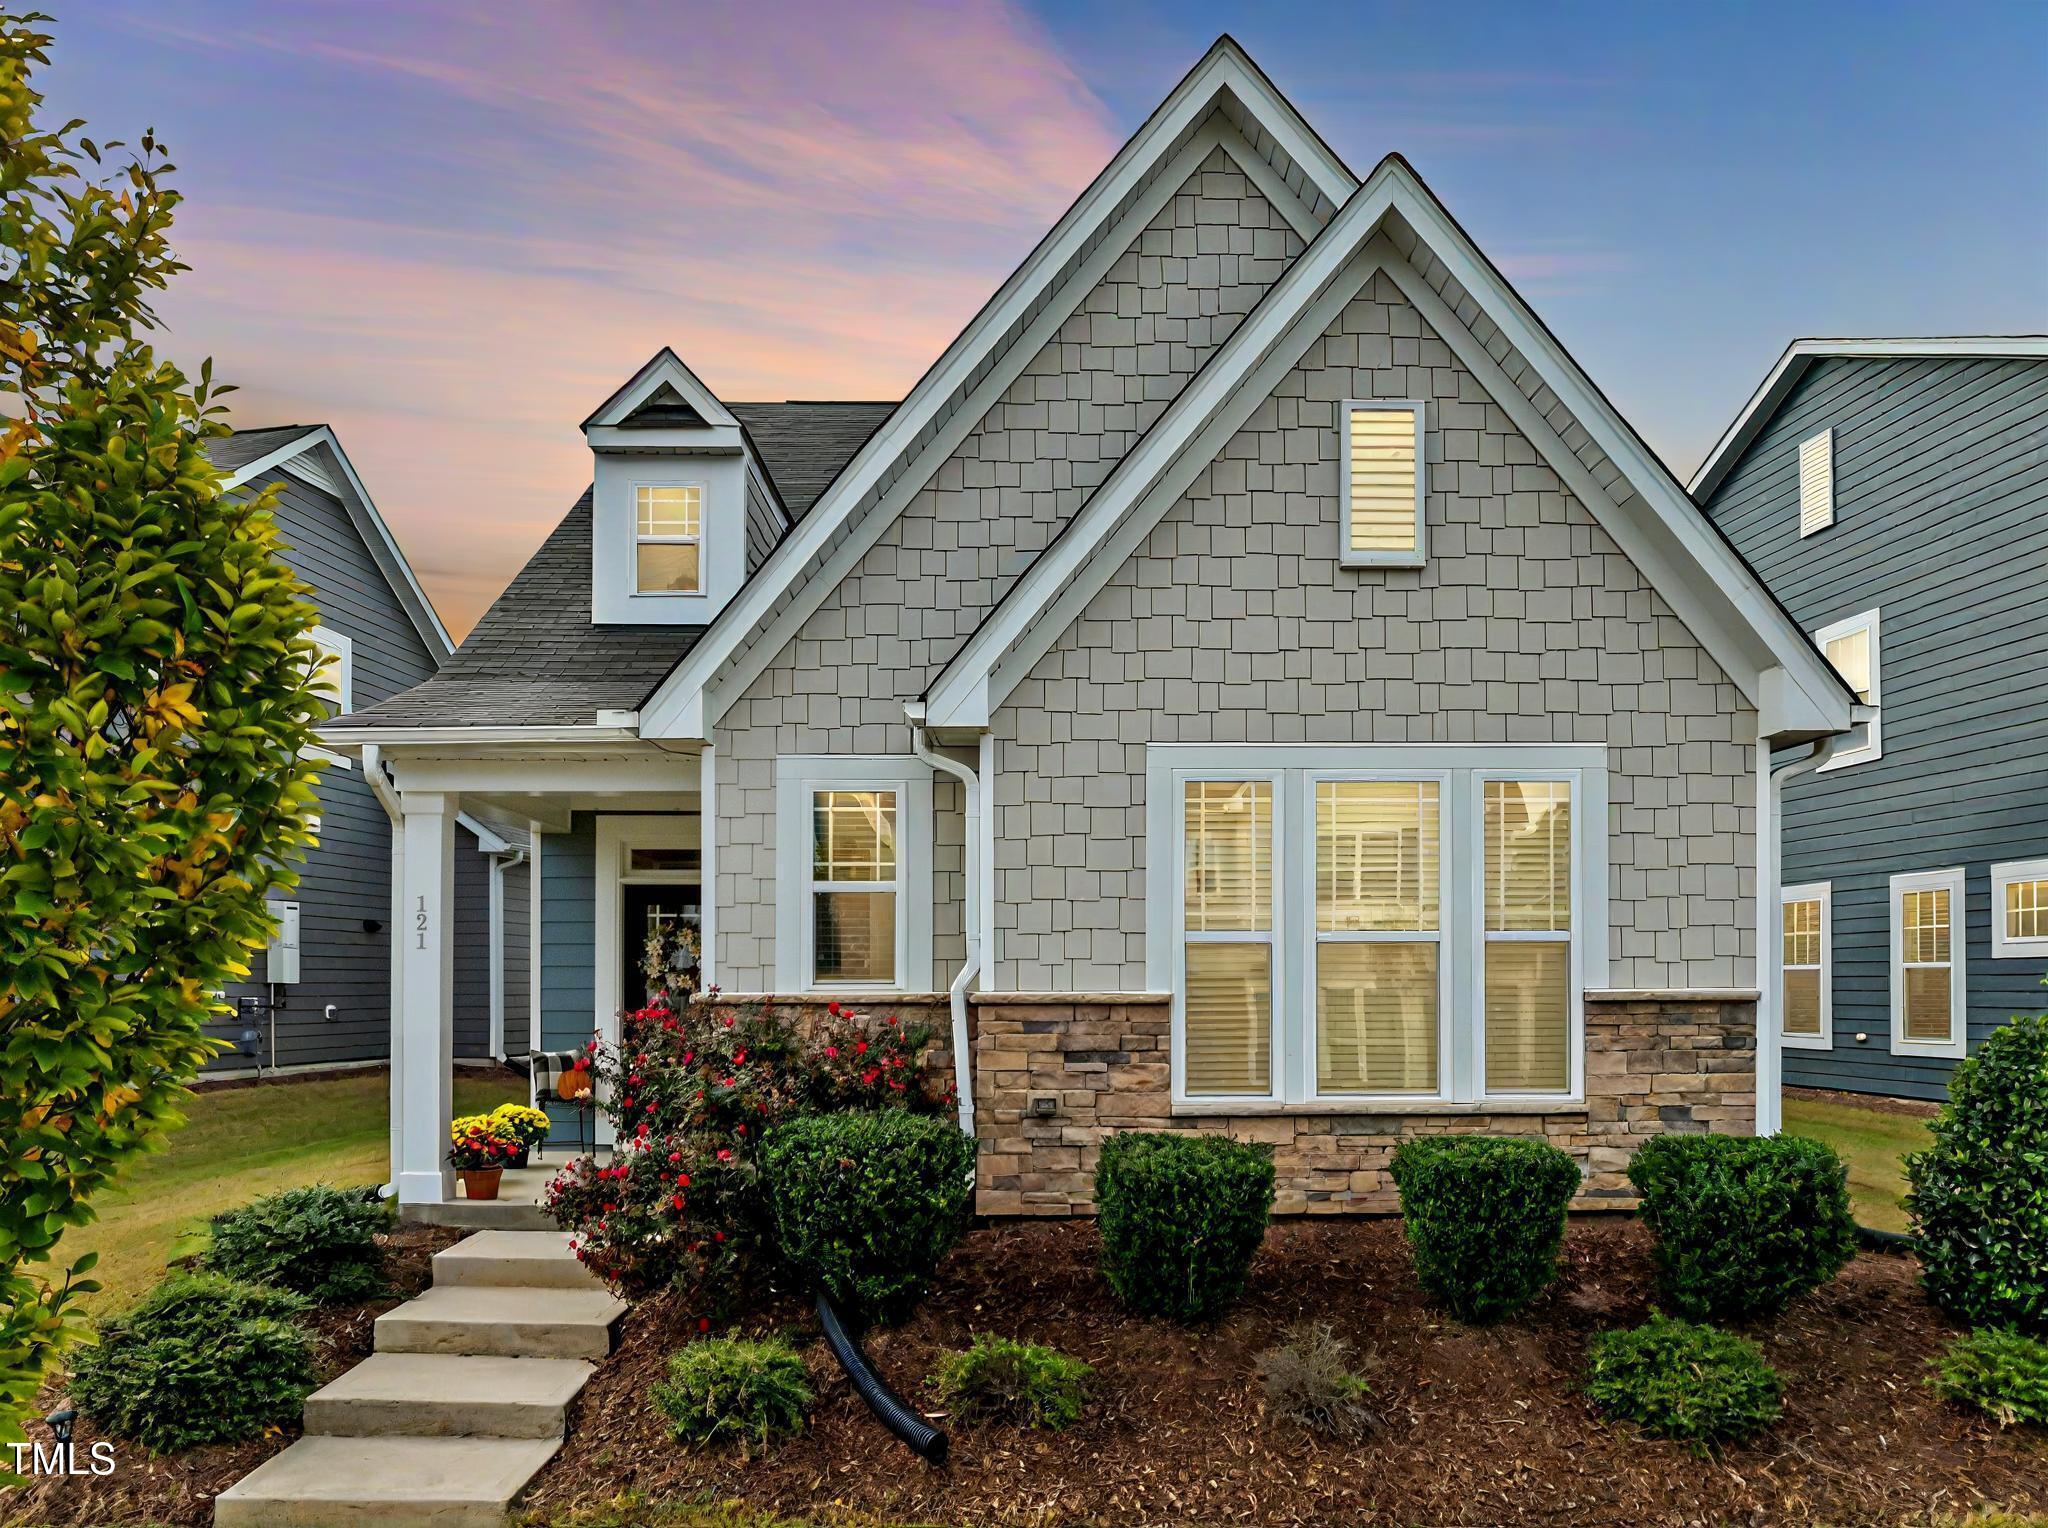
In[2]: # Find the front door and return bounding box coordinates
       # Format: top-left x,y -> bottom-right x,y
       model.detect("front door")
622,882 -> 700,1012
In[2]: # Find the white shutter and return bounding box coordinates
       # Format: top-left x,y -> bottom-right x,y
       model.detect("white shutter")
1798,429 -> 1834,536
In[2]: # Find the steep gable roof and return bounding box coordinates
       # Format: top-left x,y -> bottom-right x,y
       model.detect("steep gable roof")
918,155 -> 1857,744
637,36 -> 1359,739
209,424 -> 453,659
1688,336 -> 2048,501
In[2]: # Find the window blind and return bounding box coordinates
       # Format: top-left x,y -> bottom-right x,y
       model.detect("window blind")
1182,780 -> 1273,1095
1482,779 -> 1572,1092
1346,405 -> 1420,556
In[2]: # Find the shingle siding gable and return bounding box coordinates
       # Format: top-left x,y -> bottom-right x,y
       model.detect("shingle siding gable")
994,272 -> 1759,993
714,144 -> 1310,987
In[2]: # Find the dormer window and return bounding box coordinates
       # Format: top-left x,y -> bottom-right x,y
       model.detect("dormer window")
1341,400 -> 1425,567
635,484 -> 703,593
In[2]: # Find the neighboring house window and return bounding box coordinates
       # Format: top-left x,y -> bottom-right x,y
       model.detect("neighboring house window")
810,790 -> 898,985
1990,858 -> 2048,959
303,624 -> 353,768
1890,867 -> 1967,1059
1813,609 -> 1880,769
1154,745 -> 1603,1109
1780,882 -> 1832,1051
1340,400 -> 1425,567
773,757 -> 934,992
1797,428 -> 1834,536
635,483 -> 703,593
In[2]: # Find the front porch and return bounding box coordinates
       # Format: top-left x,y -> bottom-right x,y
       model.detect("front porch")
363,735 -> 703,1213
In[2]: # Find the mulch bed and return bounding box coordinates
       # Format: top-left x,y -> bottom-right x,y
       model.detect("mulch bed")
523,1217 -> 2044,1528
0,1220 -> 463,1528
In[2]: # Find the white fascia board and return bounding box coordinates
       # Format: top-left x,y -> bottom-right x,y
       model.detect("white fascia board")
318,723 -> 646,749
636,41 -> 1357,741
581,347 -> 740,431
1688,335 -> 2048,501
225,426 -> 455,661
585,424 -> 744,454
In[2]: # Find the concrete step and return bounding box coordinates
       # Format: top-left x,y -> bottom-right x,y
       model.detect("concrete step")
216,1434 -> 560,1527
302,1352 -> 594,1439
406,1198 -> 556,1231
375,1284 -> 626,1360
434,1230 -> 598,1290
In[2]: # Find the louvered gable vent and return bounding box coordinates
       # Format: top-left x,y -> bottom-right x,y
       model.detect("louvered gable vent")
1797,428 -> 1834,536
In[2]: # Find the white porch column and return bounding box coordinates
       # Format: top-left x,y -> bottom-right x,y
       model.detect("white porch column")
397,790 -> 458,1205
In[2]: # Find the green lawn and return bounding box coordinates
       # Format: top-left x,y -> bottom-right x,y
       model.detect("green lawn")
52,1068 -> 523,1320
1783,1092 -> 1936,1234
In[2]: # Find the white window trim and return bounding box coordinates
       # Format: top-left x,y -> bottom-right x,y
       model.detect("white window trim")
1813,608 -> 1880,770
1338,398 -> 1426,569
1990,857 -> 2048,959
631,480 -> 707,596
303,623 -> 354,769
774,756 -> 934,992
593,814 -> 702,1146
1797,427 -> 1834,537
1889,866 -> 1967,1060
1780,881 -> 1832,1052
1145,743 -> 1607,1113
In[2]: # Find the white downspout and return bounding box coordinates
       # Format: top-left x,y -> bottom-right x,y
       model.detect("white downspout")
910,724 -> 980,1137
362,744 -> 405,1198
487,848 -> 526,1063
1756,726 -> 1850,1136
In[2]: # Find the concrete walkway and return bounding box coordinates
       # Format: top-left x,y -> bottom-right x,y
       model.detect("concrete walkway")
216,1229 -> 625,1527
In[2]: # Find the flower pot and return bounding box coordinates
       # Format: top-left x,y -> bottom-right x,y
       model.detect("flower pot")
459,1167 -> 504,1201
507,1144 -> 532,1170
559,1069 -> 593,1100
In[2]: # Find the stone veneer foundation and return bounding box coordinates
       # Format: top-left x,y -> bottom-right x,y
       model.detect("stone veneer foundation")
703,990 -> 1756,1216
969,991 -> 1757,1216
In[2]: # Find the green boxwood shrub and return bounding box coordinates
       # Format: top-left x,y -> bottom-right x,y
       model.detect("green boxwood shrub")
1094,1131 -> 1274,1322
651,1336 -> 813,1450
1388,1135 -> 1580,1322
932,1333 -> 1091,1430
761,1111 -> 976,1324
69,1273 -> 317,1452
201,1184 -> 391,1303
1930,1328 -> 2048,1428
1584,1313 -> 1782,1452
1628,1132 -> 1856,1321
1908,1013 -> 2048,1335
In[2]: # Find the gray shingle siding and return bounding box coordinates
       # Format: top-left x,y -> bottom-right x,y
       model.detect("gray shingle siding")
1702,353 -> 2048,1099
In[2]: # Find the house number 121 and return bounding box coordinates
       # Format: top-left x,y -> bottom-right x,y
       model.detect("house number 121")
416,895 -> 429,950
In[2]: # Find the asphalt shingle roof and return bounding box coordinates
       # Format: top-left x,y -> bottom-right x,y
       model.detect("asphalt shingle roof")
204,424 -> 322,474
344,401 -> 895,729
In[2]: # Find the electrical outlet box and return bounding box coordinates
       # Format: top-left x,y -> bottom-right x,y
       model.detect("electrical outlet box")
266,899 -> 301,985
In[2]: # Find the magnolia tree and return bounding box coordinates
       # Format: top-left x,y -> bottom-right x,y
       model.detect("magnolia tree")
0,11 -> 323,1448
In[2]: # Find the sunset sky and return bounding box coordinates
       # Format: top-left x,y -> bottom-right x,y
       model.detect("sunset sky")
45,1 -> 2048,637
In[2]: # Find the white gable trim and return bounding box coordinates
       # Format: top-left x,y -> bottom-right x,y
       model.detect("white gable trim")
924,163 -> 1857,743
224,426 -> 454,660
1688,335 -> 2048,501
637,39 -> 1357,741
581,347 -> 742,434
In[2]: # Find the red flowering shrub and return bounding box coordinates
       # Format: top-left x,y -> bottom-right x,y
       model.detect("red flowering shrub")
545,985 -> 951,1315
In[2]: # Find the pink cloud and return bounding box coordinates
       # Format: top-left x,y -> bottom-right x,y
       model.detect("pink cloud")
134,0 -> 1121,635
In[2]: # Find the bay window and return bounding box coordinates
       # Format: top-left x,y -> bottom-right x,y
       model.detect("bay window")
1152,745 -> 1603,1110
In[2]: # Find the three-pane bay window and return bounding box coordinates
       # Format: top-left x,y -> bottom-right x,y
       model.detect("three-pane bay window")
811,790 -> 897,985
1162,748 -> 1599,1107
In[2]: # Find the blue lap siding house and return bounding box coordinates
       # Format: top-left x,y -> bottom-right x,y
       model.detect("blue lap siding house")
1694,339 -> 2048,1099
205,426 -> 529,1073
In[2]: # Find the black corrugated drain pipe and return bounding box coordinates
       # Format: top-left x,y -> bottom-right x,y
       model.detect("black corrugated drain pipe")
815,1293 -> 948,1465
